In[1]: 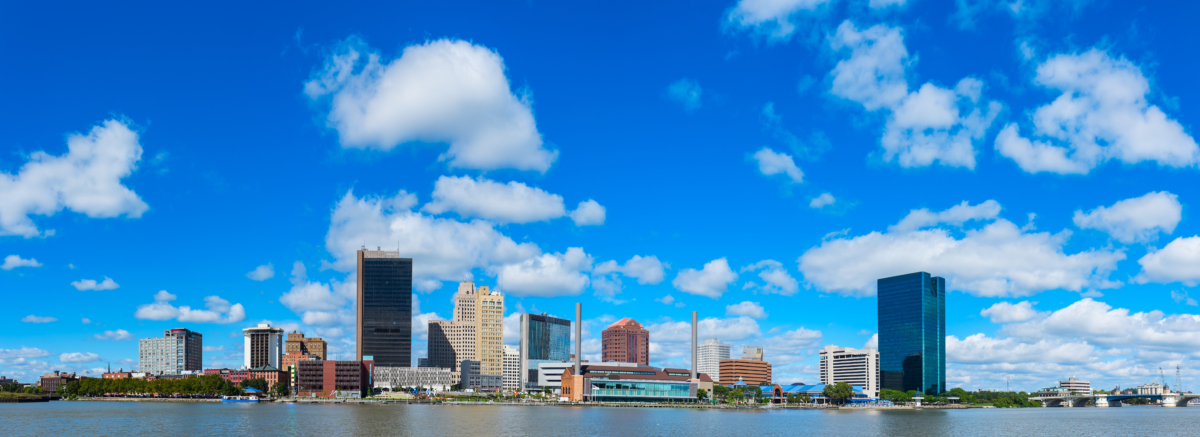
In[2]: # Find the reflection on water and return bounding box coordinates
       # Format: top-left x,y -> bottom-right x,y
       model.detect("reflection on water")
5,402 -> 1200,436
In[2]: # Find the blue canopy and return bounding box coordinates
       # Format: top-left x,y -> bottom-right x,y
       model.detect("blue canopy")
242,387 -> 263,393
732,377 -> 747,387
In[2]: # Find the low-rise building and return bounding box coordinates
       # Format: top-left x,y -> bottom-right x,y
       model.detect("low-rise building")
0,376 -> 17,386
248,366 -> 288,389
460,360 -> 502,392
296,360 -> 366,398
503,345 -> 520,391
205,368 -> 249,386
560,364 -> 710,402
374,366 -> 453,391
103,369 -> 133,380
39,371 -> 79,393
717,359 -> 772,386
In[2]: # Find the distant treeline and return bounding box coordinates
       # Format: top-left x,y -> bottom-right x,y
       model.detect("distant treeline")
880,388 -> 1041,407
62,374 -> 246,397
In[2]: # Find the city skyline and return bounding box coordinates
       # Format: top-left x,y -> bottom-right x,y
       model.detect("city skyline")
3,0 -> 1200,395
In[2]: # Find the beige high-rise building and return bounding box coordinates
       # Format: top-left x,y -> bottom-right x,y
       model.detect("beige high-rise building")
427,281 -> 504,383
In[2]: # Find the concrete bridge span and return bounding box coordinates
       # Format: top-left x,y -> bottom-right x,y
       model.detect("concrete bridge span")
1032,394 -> 1200,408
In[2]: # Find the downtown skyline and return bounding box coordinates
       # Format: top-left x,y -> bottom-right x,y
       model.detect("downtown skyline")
3,0 -> 1200,394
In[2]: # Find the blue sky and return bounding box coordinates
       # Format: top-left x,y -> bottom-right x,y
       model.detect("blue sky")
3,0 -> 1200,392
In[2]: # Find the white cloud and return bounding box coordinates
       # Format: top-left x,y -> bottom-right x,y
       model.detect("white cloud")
94,329 -> 132,341
726,301 -> 768,319
1135,236 -> 1200,286
569,200 -> 606,226
667,78 -> 703,112
245,263 -> 275,281
0,119 -> 148,238
203,345 -> 227,352
423,175 -> 566,224
672,258 -> 738,298
21,315 -> 57,323
647,317 -> 762,343
1003,298 -> 1200,352
726,0 -> 834,40
497,247 -> 592,297
2,255 -> 42,270
81,318 -> 91,324
593,255 -> 665,285
798,200 -> 1125,297
948,334 -> 1096,365
0,347 -> 52,360
752,147 -> 803,183
324,190 -> 539,292
1073,191 -> 1182,243
864,333 -> 878,349
809,193 -> 835,209
868,0 -> 905,8
305,38 -> 557,172
1171,290 -> 1198,307
134,291 -> 246,324
280,262 -> 349,313
655,294 -> 681,307
502,311 -> 522,346
741,260 -> 799,295
71,277 -> 119,291
980,301 -> 1041,323
995,49 -> 1199,174
829,21 -> 1000,169
60,352 -> 102,363
890,200 -> 1001,233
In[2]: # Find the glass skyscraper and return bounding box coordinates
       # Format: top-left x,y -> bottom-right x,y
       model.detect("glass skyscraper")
356,249 -> 412,367
877,272 -> 945,395
520,313 -> 571,388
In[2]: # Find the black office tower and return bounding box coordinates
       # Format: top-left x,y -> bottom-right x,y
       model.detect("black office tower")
878,272 -> 945,395
356,248 -> 412,366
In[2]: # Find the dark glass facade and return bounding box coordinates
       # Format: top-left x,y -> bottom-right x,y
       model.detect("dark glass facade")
357,253 -> 412,367
525,314 -> 571,361
877,272 -> 944,395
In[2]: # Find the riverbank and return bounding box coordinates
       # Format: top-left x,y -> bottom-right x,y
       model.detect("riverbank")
55,397 -> 995,409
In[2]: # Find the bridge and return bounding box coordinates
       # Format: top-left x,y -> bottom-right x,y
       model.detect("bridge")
1030,393 -> 1200,408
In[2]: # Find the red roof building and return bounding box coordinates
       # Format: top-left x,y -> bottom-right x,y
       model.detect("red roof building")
602,318 -> 649,366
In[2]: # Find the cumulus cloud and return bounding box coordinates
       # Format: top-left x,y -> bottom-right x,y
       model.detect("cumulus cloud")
2,255 -> 42,270
667,78 -> 703,112
0,347 -> 52,360
809,193 -> 836,209
948,334 -> 1096,365
21,315 -> 57,323
980,301 -> 1041,323
60,352 -> 102,363
279,262 -> 356,328
423,176 -> 566,224
672,258 -> 738,298
869,0 -> 905,8
655,295 -> 685,308
890,200 -> 1001,233
0,119 -> 149,238
94,329 -> 132,341
725,0 -> 834,40
1171,290 -> 1198,307
497,247 -> 592,297
245,263 -> 275,281
864,333 -> 878,349
1135,236 -> 1200,286
995,49 -> 1199,174
741,260 -> 799,295
798,200 -> 1125,297
726,301 -> 768,319
1073,191 -> 1181,243
752,147 -> 803,183
829,21 -> 1000,169
569,200 -> 606,226
71,277 -> 119,291
305,37 -> 557,172
1003,298 -> 1200,352
134,290 -> 246,324
593,255 -> 666,285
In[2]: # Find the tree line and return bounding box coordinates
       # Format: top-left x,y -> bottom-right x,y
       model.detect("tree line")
60,374 -> 286,397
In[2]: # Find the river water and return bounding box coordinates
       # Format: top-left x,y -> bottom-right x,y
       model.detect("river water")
6,402 -> 1200,436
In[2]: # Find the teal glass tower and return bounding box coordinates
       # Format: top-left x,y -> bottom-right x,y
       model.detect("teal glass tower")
877,272 -> 945,395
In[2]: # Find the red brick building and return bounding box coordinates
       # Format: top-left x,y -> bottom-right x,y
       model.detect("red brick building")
205,368 -> 249,386
296,360 -> 367,398
602,318 -> 649,365
103,369 -> 132,380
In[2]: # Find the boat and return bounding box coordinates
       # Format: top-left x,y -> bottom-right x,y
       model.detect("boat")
221,395 -> 260,403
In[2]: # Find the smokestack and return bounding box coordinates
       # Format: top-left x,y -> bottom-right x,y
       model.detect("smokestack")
575,303 -> 582,375
691,311 -> 698,380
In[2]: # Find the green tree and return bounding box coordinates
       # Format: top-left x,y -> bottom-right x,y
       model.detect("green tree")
823,382 -> 854,404
696,388 -> 708,401
271,381 -> 290,398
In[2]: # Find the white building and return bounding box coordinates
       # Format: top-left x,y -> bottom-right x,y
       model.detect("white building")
697,338 -> 730,382
243,323 -> 283,369
503,345 -> 520,391
374,366 -> 453,391
138,328 -> 203,375
1059,377 -> 1091,395
742,346 -> 764,361
1137,382 -> 1165,395
818,345 -> 879,399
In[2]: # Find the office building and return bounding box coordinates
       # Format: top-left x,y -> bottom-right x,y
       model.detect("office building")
296,360 -> 367,398
818,345 -> 880,398
602,318 -> 649,365
39,371 -> 79,393
561,364 -> 711,402
243,323 -> 284,369
356,248 -> 413,367
417,357 -> 429,368
503,345 -> 520,391
717,359 -> 772,386
374,366 -> 453,391
459,360 -> 503,392
427,281 -> 504,382
139,328 -> 203,375
877,272 -> 945,395
697,339 -> 730,382
1059,377 -> 1091,395
285,331 -> 327,359
741,346 -> 764,361
519,312 -> 571,389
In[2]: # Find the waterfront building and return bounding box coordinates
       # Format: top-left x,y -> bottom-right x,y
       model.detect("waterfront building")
503,345 -> 520,391
248,365 -> 288,389
283,351 -> 319,375
285,331 -> 327,360
697,339 -> 730,382
39,371 -> 79,393
243,323 -> 284,369
560,364 -> 711,402
717,359 -> 772,386
459,360 -> 503,392
427,281 -> 504,383
356,248 -> 413,367
374,366 -> 453,391
1137,382 -> 1166,395
519,312 -> 571,389
103,369 -> 132,380
818,345 -> 880,399
741,346 -> 764,361
602,318 -> 649,365
205,368 -> 250,385
1059,376 -> 1091,395
877,272 -> 945,395
296,360 -> 366,398
770,383 -> 868,404
0,376 -> 17,386
139,328 -> 203,375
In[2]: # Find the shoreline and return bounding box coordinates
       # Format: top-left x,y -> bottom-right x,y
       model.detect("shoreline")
58,397 -> 995,409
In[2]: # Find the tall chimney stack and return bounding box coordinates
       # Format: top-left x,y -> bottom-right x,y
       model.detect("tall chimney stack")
575,303 -> 582,376
691,311 -> 698,380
